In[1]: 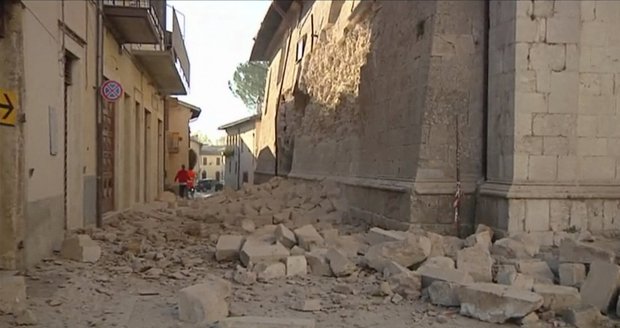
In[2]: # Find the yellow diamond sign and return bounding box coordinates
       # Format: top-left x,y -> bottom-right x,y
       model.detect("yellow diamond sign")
0,88 -> 17,126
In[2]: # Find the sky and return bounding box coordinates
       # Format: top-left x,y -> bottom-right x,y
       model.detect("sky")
169,0 -> 271,143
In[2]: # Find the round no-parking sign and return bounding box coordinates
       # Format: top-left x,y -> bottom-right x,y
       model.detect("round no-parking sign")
100,80 -> 123,102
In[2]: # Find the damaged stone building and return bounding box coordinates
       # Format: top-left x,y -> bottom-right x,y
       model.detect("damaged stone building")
251,0 -> 620,239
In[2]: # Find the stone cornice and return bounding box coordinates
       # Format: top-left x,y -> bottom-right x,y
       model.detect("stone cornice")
480,180 -> 620,199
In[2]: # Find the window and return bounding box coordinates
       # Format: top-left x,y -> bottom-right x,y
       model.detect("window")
296,35 -> 307,62
242,171 -> 249,183
167,132 -> 180,153
201,171 -> 206,179
216,157 -> 220,165
215,171 -> 220,181
202,157 -> 207,165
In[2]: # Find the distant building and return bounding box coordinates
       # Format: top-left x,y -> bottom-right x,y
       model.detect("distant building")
218,115 -> 260,190
199,145 -> 225,182
190,137 -> 203,177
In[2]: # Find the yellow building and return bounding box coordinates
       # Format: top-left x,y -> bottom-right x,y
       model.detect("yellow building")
164,98 -> 201,189
0,0 -> 190,269
219,115 -> 260,190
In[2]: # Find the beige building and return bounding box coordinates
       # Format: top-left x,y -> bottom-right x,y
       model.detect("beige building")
219,115 -> 260,190
164,98 -> 201,189
0,0 -> 190,269
251,0 -> 620,239
199,145 -> 225,182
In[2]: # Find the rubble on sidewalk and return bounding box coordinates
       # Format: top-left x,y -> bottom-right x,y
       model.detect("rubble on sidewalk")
178,277 -> 231,324
60,234 -> 102,263
458,283 -> 543,323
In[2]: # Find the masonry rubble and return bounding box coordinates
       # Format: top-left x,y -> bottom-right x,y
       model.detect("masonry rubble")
47,177 -> 620,327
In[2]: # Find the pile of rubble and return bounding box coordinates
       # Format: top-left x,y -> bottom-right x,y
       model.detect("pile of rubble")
3,177 -> 620,328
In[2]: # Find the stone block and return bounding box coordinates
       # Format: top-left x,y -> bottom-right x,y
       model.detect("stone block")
428,281 -> 460,307
524,199 -> 550,232
382,261 -> 410,278
580,261 -> 620,313
416,265 -> 474,288
365,235 -> 431,272
426,232 -> 445,257
528,43 -> 565,72
215,316 -> 316,328
255,262 -> 287,281
290,246 -> 305,256
491,238 -> 535,259
533,284 -> 581,311
517,260 -> 555,285
273,211 -> 291,224
0,273 -> 26,314
286,256 -> 307,277
60,235 -> 102,263
457,246 -> 493,282
294,225 -> 324,251
239,240 -> 290,267
547,17 -> 580,43
496,265 -> 535,290
388,272 -> 422,300
458,283 -> 543,324
325,249 -> 355,277
233,268 -> 257,286
215,235 -> 245,262
558,263 -> 586,287
561,304 -> 605,328
291,299 -> 321,312
464,231 -> 492,249
559,239 -> 615,264
178,278 -> 231,324
420,256 -> 455,270
305,249 -> 332,277
275,224 -> 296,249
442,236 -> 465,259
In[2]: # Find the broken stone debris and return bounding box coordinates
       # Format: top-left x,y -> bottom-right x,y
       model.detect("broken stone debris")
178,278 -> 231,324
416,265 -> 474,288
558,263 -> 586,288
233,267 -> 257,286
325,248 -> 355,277
291,299 -> 322,312
0,273 -> 27,314
388,272 -> 421,299
580,260 -> 620,314
14,309 -> 37,326
456,246 -> 493,282
458,283 -> 543,324
516,260 -> 555,285
255,262 -> 287,281
559,238 -> 614,264
239,240 -> 289,267
428,281 -> 460,307
275,224 -> 296,249
294,225 -> 325,251
60,234 -> 102,263
365,227 -> 406,245
364,235 -> 431,271
491,237 -> 536,259
215,316 -> 315,328
215,235 -> 245,262
305,249 -> 332,277
419,256 -> 455,270
285,256 -> 307,277
561,304 -> 606,328
532,284 -> 581,311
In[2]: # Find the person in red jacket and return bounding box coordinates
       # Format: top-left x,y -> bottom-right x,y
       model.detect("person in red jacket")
174,165 -> 189,198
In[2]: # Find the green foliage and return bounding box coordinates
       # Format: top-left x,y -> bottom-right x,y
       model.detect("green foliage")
228,61 -> 268,111
191,132 -> 211,145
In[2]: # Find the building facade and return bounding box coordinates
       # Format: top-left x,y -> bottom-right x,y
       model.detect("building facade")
251,0 -> 620,239
199,145 -> 225,182
164,98 -> 200,188
190,137 -> 202,178
219,115 -> 260,190
0,0 -> 190,269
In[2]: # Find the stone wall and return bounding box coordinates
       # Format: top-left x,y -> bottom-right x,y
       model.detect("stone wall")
479,0 -> 620,240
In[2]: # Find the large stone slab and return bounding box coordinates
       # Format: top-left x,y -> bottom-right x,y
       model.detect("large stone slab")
365,235 -> 431,271
215,316 -> 315,328
305,249 -> 332,277
532,284 -> 581,311
457,246 -> 493,282
458,283 -> 543,323
365,227 -> 407,245
325,248 -> 355,277
0,273 -> 26,314
239,240 -> 290,267
215,235 -> 245,262
561,304 -> 606,328
60,235 -> 102,263
178,278 -> 231,324
464,230 -> 492,249
416,265 -> 474,288
559,239 -> 614,264
388,272 -> 422,300
491,238 -> 535,259
275,224 -> 297,249
580,260 -> 620,313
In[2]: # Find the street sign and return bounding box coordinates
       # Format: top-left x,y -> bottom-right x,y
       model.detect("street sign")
0,88 -> 17,126
100,80 -> 123,102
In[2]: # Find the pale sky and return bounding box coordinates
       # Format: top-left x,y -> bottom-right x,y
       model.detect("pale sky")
169,0 -> 271,142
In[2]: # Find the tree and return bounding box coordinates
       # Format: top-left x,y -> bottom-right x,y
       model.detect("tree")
228,61 -> 268,111
191,132 -> 211,145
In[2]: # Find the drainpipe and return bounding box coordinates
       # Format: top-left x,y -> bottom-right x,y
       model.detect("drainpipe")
95,0 -> 104,228
482,0 -> 489,181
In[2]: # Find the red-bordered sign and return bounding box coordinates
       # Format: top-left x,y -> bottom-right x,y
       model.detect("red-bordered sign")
100,80 -> 123,102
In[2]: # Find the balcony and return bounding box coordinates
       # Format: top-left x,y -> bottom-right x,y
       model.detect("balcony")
130,9 -> 190,95
103,0 -> 165,45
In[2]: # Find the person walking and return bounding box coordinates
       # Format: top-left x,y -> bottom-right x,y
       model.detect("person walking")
187,167 -> 197,199
174,164 -> 189,198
